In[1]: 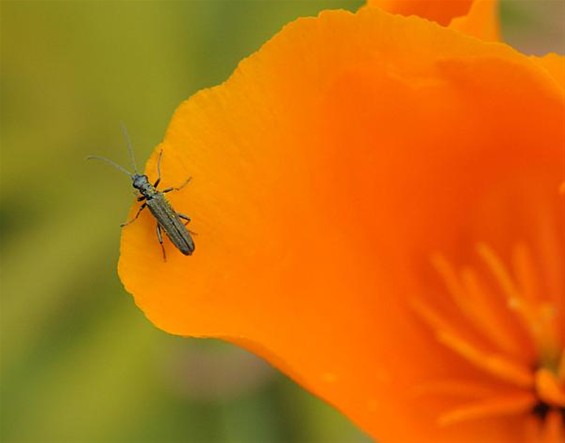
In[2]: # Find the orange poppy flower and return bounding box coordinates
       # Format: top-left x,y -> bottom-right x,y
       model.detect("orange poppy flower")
118,4 -> 564,443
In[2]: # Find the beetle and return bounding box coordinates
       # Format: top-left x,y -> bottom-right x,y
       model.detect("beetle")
87,127 -> 195,260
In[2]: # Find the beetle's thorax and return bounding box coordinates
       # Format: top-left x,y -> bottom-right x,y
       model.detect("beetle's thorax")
132,174 -> 157,198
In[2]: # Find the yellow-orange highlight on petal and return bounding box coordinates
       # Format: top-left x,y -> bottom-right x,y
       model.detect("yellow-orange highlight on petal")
532,54 -> 565,91
119,6 -> 564,443
450,0 -> 499,41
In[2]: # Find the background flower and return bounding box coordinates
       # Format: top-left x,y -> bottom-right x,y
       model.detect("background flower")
368,0 -> 500,40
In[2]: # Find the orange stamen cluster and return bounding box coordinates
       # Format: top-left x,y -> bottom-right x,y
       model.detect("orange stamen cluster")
413,241 -> 564,440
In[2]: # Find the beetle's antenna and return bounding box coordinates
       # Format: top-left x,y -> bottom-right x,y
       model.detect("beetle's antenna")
86,155 -> 132,177
120,123 -> 138,173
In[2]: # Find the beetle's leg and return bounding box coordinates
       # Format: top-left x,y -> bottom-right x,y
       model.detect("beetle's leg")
121,202 -> 147,227
177,213 -> 197,235
137,195 -> 146,202
177,213 -> 191,225
156,223 -> 166,262
153,149 -> 164,188
163,176 -> 192,193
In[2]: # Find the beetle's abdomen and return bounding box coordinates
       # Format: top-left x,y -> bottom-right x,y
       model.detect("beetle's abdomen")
146,195 -> 195,255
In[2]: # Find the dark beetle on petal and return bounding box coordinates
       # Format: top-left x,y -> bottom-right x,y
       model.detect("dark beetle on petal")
87,126 -> 195,260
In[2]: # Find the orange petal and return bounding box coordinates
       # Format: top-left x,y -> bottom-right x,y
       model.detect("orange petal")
449,0 -> 499,41
531,54 -> 565,91
366,0 -> 500,41
119,7 -> 564,442
366,0 -> 473,26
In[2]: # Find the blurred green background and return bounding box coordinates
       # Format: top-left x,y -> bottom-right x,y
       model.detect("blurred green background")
0,1 -> 562,443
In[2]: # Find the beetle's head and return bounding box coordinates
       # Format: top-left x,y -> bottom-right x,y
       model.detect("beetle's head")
132,174 -> 150,191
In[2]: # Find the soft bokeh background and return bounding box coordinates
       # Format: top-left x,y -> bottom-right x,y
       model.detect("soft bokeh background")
1,1 -> 562,442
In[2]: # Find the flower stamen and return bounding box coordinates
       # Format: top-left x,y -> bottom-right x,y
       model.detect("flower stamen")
412,294 -> 533,388
438,392 -> 536,426
535,368 -> 565,408
414,242 -> 564,432
432,255 -> 523,357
